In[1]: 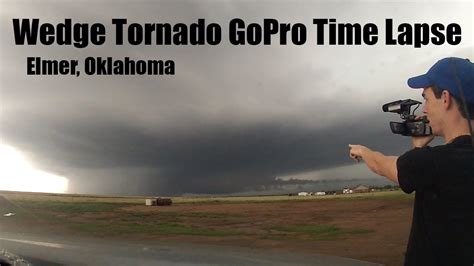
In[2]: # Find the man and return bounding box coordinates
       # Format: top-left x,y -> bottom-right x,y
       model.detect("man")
348,57 -> 474,266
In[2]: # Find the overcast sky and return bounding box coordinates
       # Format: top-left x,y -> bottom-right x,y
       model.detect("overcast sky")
1,0 -> 473,195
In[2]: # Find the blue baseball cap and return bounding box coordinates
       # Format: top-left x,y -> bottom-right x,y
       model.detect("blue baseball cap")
407,57 -> 474,103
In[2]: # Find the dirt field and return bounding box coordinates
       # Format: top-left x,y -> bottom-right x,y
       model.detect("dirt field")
0,190 -> 414,266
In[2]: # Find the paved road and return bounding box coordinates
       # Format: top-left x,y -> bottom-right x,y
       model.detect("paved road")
0,231 -> 382,266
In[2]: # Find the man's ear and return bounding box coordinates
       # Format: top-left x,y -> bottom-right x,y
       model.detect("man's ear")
442,90 -> 453,109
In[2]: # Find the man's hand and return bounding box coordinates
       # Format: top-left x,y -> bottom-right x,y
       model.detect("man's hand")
348,144 -> 399,184
411,116 -> 434,148
348,144 -> 370,163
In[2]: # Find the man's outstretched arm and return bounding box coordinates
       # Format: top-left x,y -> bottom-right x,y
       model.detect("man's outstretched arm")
348,144 -> 399,184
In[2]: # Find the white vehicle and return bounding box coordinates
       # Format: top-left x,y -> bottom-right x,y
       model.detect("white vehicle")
343,188 -> 353,194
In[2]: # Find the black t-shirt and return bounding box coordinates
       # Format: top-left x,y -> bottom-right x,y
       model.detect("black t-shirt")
397,135 -> 474,266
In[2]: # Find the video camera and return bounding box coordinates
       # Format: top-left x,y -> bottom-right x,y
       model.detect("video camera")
382,99 -> 432,136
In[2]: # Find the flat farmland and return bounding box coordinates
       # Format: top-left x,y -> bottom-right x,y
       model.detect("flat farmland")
0,190 -> 414,266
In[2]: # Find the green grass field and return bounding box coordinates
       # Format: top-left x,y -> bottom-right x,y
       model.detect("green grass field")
0,190 -> 411,239
1,189 -> 412,205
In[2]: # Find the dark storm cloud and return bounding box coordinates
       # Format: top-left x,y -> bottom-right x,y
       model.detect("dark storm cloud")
1,106 -> 409,195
